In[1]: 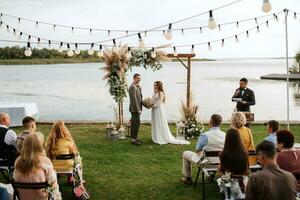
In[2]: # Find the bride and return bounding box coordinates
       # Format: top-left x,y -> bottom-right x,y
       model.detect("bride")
151,81 -> 190,145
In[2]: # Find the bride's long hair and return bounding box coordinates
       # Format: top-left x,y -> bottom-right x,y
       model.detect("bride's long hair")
154,81 -> 166,103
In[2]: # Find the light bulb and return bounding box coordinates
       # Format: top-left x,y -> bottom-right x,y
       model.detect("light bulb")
294,12 -> 297,20
208,42 -> 212,51
218,25 -> 221,31
236,22 -> 239,28
53,25 -> 56,31
199,27 -> 203,33
266,21 -> 269,27
108,30 -> 111,37
191,45 -> 195,54
255,18 -> 258,25
221,39 -> 224,47
67,49 -> 74,57
58,43 -> 63,53
48,41 -> 52,49
18,18 -> 20,24
71,27 -> 74,34
35,21 -> 38,28
125,31 -> 128,36
164,23 -> 173,40
144,31 -> 147,37
173,47 -> 177,56
181,29 -> 184,36
208,10 -> 216,29
151,49 -> 156,58
262,0 -> 272,13
235,35 -> 239,43
75,48 -> 80,55
97,50 -> 103,58
89,29 -> 92,35
246,31 -> 249,38
88,49 -> 94,55
24,48 -> 32,57
13,29 -> 16,36
139,39 -> 145,48
256,26 -> 260,33
18,33 -> 22,40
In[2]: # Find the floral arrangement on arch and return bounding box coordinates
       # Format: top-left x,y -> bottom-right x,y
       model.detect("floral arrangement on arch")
128,45 -> 170,71
101,45 -> 129,103
180,94 -> 205,139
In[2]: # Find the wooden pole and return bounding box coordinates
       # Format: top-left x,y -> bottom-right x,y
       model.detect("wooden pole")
118,101 -> 123,128
187,57 -> 191,108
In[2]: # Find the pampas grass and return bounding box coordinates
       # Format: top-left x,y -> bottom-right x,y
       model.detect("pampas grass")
180,93 -> 199,122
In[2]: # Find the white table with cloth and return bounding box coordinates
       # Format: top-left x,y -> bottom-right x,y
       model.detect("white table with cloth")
0,102 -> 39,127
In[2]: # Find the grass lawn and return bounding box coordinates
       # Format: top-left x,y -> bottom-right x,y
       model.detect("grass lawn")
6,123 -> 300,200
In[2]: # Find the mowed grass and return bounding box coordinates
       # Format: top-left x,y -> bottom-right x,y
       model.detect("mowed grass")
7,123 -> 300,200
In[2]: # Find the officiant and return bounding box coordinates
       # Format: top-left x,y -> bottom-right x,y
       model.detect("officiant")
232,78 -> 256,112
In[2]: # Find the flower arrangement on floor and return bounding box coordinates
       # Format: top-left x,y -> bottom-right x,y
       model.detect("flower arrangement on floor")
128,45 -> 170,71
180,95 -> 205,139
101,45 -> 129,103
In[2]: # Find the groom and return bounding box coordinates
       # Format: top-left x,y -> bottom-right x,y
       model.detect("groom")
129,73 -> 143,145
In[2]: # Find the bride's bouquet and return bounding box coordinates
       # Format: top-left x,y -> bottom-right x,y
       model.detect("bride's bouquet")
143,97 -> 154,109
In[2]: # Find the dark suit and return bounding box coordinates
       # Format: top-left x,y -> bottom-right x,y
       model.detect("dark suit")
232,88 -> 255,112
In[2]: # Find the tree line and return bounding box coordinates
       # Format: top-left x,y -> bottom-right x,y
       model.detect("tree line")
0,46 -> 99,59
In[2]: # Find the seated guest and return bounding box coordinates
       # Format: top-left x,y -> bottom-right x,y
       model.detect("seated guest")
0,112 -> 18,165
46,120 -> 83,184
263,120 -> 279,145
219,128 -> 249,176
231,112 -> 256,165
17,116 -> 37,152
180,114 -> 226,185
245,141 -> 297,200
218,128 -> 249,199
14,133 -> 61,200
276,129 -> 300,191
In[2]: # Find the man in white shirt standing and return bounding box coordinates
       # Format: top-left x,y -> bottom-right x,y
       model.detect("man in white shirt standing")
0,112 -> 18,165
180,114 -> 226,185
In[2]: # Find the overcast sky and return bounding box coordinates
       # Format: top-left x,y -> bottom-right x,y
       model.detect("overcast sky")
0,0 -> 299,58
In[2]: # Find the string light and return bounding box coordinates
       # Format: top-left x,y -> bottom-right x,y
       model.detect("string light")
71,27 -> 74,34
6,25 -> 9,32
173,46 -> 177,56
200,27 -> 203,33
151,47 -> 156,58
0,21 -> 2,28
191,45 -> 195,54
208,10 -> 216,29
181,29 -> 184,36
221,39 -> 225,47
67,44 -> 74,57
236,21 -> 239,28
53,24 -> 56,31
75,43 -> 80,55
0,13 -> 2,20
218,25 -> 221,31
28,35 -> 31,42
246,30 -> 249,38
208,42 -> 212,51
294,12 -> 297,20
89,29 -> 92,35
37,38 -> 42,50
87,43 -> 94,55
164,23 -> 173,40
112,39 -> 116,48
266,20 -> 269,27
127,47 -> 132,58
13,28 -> 16,36
97,45 -> 103,58
24,42 -> 32,57
255,18 -> 258,24
35,21 -> 38,28
256,26 -> 260,33
58,42 -> 63,53
138,33 -> 145,48
48,40 -> 52,49
108,30 -> 111,37
18,17 -> 20,24
262,0 -> 272,13
144,31 -> 147,37
126,31 -> 128,36
273,14 -> 279,21
235,35 -> 239,42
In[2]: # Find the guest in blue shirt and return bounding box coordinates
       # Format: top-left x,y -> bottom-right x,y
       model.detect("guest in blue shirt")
264,120 -> 279,145
0,187 -> 10,200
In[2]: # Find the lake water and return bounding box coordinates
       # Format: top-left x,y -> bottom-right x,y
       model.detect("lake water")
0,59 -> 299,122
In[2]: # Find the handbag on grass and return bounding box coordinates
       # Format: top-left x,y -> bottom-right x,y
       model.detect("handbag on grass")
74,185 -> 90,200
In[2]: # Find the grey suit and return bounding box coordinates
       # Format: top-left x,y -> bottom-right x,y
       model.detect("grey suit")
129,83 -> 143,140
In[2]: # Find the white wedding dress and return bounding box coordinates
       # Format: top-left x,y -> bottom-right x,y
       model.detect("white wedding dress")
151,92 -> 190,145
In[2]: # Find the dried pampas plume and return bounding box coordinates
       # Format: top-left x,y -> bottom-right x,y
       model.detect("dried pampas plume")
180,92 -> 199,122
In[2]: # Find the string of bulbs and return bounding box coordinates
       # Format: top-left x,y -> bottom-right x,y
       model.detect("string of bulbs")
0,9 -> 287,52
1,9 -> 290,58
0,0 -> 273,46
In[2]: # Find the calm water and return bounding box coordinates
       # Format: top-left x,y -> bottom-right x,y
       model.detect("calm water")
0,59 -> 299,122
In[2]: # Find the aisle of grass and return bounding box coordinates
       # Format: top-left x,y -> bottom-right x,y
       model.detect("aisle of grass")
9,123 -> 300,200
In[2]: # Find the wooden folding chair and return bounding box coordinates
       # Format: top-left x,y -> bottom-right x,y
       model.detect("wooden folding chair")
11,180 -> 51,200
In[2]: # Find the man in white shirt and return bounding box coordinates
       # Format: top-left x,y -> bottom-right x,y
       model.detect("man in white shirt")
0,112 -> 18,164
180,114 -> 226,185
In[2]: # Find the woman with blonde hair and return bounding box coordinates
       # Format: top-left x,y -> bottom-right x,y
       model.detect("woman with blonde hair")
231,112 -> 256,165
46,120 -> 83,184
14,132 -> 61,200
151,81 -> 190,145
